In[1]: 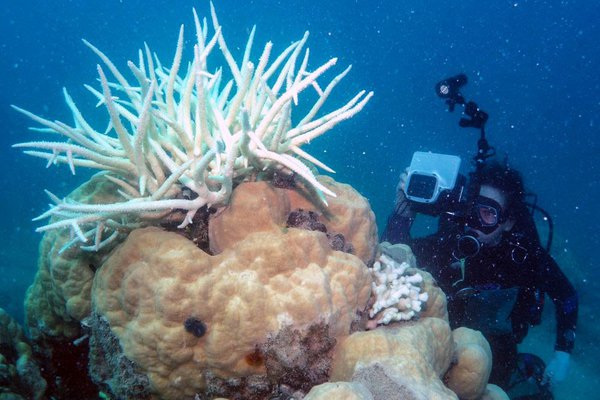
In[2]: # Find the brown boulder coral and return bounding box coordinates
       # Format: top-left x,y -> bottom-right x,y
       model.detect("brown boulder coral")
209,176 -> 378,265
445,327 -> 493,400
304,381 -> 374,400
328,317 -> 457,400
92,226 -> 372,399
24,175 -> 125,340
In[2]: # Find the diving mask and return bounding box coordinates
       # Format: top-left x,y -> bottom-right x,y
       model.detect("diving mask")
468,195 -> 507,234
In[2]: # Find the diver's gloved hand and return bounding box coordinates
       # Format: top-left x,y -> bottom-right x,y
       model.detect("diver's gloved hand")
381,168 -> 415,244
544,350 -> 570,384
393,169 -> 415,218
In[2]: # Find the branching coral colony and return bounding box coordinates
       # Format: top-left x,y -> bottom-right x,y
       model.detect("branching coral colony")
12,3 -> 372,252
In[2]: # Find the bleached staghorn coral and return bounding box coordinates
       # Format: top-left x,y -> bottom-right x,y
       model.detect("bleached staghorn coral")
12,3 -> 372,252
369,253 -> 429,325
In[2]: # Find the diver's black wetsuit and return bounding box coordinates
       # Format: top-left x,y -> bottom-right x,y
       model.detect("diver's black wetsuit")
382,212 -> 578,387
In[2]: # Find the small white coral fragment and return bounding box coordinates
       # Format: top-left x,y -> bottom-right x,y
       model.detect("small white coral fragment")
368,253 -> 428,325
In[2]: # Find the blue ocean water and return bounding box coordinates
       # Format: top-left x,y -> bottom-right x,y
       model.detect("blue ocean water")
0,0 -> 598,398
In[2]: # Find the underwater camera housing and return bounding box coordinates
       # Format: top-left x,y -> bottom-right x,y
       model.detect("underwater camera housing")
404,152 -> 468,215
403,73 -> 492,217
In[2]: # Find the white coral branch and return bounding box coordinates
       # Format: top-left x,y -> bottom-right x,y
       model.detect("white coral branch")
12,2 -> 372,251
369,254 -> 429,325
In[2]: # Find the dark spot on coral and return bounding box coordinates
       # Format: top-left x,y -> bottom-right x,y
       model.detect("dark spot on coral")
271,171 -> 297,189
286,209 -> 355,255
327,233 -> 345,251
88,263 -> 97,273
286,209 -> 326,232
327,233 -> 354,254
244,347 -> 264,367
184,317 -> 207,338
161,205 -> 213,253
350,307 -> 371,333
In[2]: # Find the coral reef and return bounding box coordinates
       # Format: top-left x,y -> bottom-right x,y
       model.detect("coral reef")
304,381 -> 373,400
329,317 -> 456,400
11,4 -> 508,400
261,322 -> 336,393
417,268 -> 449,322
304,317 -> 499,400
208,176 -> 377,264
303,244 -> 502,400
0,308 -> 46,400
16,178 -> 506,400
378,241 -> 449,322
368,253 -> 429,325
91,226 -> 372,399
445,327 -> 493,400
12,3 -> 372,252
87,313 -> 151,399
18,177 -> 504,400
480,384 -> 510,400
30,337 -> 98,399
24,175 -> 123,341
19,167 -> 380,399
285,209 -> 354,254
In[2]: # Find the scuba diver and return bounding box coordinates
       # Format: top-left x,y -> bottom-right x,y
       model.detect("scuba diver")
381,75 -> 578,399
